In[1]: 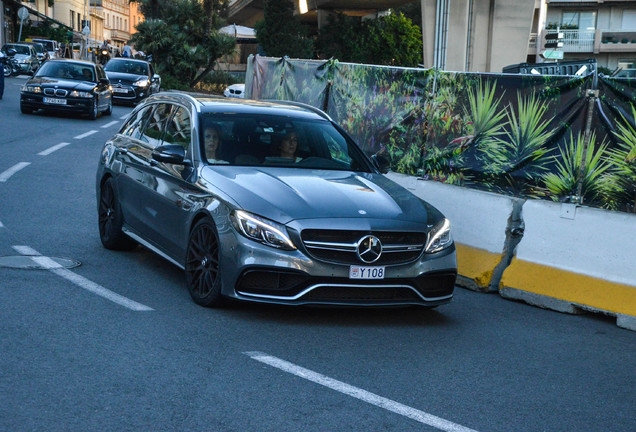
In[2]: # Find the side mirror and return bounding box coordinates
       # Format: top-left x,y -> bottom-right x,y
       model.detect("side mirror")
152,144 -> 186,165
371,154 -> 390,174
153,74 -> 160,81
99,78 -> 110,85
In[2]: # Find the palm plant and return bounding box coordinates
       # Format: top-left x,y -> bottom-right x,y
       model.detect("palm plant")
603,104 -> 636,212
479,92 -> 555,196
542,131 -> 611,205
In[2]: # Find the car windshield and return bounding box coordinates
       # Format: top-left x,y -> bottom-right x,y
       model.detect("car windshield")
3,44 -> 30,55
36,62 -> 95,82
31,44 -> 44,53
104,60 -> 148,75
34,40 -> 55,51
199,113 -> 374,172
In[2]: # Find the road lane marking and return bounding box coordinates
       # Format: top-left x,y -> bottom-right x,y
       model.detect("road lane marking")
0,221 -> 4,228
0,162 -> 31,182
101,120 -> 119,128
74,130 -> 98,139
244,352 -> 480,432
12,245 -> 153,312
38,142 -> 71,156
119,114 -> 128,120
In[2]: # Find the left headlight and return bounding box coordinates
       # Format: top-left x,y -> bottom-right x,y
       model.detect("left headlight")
232,210 -> 296,251
70,90 -> 94,98
424,218 -> 453,253
21,85 -> 42,93
134,79 -> 149,87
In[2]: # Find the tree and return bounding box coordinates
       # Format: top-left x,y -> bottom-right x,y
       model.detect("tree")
254,0 -> 313,59
130,0 -> 235,88
316,12 -> 422,67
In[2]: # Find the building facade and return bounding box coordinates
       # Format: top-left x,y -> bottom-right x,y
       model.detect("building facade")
530,0 -> 636,76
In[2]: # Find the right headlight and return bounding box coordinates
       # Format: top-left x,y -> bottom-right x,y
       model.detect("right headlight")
232,210 -> 296,251
424,218 -> 453,253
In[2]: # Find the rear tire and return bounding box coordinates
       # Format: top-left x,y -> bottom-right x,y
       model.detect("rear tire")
185,219 -> 224,307
98,178 -> 137,250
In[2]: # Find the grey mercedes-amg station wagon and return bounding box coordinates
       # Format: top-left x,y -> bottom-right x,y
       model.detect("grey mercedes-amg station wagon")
96,92 -> 457,307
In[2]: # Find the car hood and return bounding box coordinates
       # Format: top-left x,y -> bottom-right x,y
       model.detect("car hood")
13,54 -> 31,60
105,71 -> 144,81
27,76 -> 96,90
201,167 -> 433,226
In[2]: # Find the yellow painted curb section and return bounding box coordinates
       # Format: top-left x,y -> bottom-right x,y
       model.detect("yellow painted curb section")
456,243 -> 501,288
502,259 -> 636,316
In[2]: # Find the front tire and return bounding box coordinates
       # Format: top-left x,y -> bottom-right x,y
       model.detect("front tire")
98,178 -> 137,250
185,219 -> 224,307
88,98 -> 98,120
104,98 -> 112,116
20,104 -> 33,114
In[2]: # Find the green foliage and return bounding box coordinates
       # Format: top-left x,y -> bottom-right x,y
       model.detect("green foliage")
477,92 -> 555,196
542,132 -> 611,205
316,12 -> 422,67
22,21 -> 67,42
254,0 -> 313,59
603,104 -> 636,211
130,0 -> 235,88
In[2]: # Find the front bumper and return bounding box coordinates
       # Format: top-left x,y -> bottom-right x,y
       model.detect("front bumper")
111,85 -> 147,103
20,93 -> 92,113
218,223 -> 457,307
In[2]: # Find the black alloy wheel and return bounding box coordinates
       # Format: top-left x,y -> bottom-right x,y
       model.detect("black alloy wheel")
185,219 -> 224,307
98,178 -> 137,250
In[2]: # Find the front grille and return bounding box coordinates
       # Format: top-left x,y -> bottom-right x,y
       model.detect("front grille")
302,286 -> 420,302
44,88 -> 68,97
301,229 -> 426,265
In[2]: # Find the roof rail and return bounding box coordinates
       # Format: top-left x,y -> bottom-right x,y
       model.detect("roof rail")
262,99 -> 332,121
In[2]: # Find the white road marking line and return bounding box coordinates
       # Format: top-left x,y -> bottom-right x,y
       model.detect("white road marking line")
74,130 -> 98,139
119,114 -> 128,120
244,352 -> 480,432
0,221 -> 4,228
38,142 -> 71,156
12,245 -> 153,312
101,120 -> 119,128
0,162 -> 31,182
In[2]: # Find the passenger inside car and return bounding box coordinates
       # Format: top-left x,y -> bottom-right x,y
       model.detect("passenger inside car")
271,131 -> 302,163
203,124 -> 228,164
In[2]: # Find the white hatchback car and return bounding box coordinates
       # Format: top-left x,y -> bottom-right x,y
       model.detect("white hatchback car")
224,83 -> 245,98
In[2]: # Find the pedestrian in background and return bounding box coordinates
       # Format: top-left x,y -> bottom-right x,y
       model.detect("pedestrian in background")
122,43 -> 132,58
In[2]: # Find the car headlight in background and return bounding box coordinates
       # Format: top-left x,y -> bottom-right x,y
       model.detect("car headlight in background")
134,79 -> 149,87
424,218 -> 453,253
69,90 -> 94,98
232,210 -> 296,250
21,85 -> 42,93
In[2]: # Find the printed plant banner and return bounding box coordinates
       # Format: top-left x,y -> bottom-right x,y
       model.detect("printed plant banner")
245,55 -> 635,213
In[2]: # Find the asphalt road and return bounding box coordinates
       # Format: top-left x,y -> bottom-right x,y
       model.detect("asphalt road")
0,77 -> 635,432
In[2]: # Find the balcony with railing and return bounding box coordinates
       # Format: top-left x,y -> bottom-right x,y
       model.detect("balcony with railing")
545,29 -> 595,52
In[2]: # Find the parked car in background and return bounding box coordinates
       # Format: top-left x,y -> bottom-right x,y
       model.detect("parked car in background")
1,43 -> 39,75
23,41 -> 49,65
103,58 -> 160,104
20,59 -> 112,119
31,38 -> 60,59
224,83 -> 245,98
96,92 -> 457,308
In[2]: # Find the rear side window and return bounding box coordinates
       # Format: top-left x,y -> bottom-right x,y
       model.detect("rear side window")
140,104 -> 172,147
163,107 -> 191,149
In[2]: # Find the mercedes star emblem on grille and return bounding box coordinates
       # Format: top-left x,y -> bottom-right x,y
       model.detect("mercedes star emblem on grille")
356,235 -> 382,263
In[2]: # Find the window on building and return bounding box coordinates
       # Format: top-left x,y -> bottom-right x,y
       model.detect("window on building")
70,11 -> 75,30
617,60 -> 636,78
125,19 -> 127,30
623,10 -> 636,30
562,11 -> 597,31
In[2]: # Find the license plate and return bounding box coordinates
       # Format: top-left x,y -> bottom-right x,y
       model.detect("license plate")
112,88 -> 128,94
43,97 -> 66,105
349,266 -> 385,279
